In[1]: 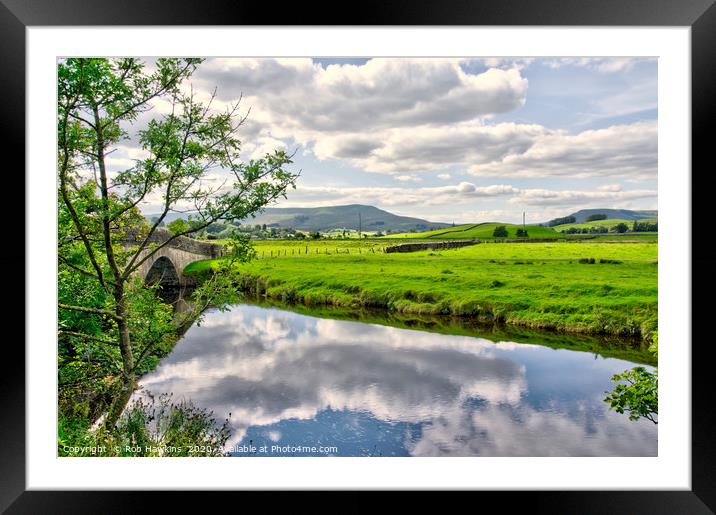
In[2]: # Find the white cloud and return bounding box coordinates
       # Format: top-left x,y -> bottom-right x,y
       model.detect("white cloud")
437,173 -> 452,180
469,122 -> 657,179
281,182 -> 519,208
313,122 -> 547,173
510,187 -> 656,207
477,57 -> 535,70
544,57 -> 653,73
192,57 -> 534,174
394,175 -> 422,182
597,183 -> 623,192
196,58 -> 528,135
274,182 -> 655,214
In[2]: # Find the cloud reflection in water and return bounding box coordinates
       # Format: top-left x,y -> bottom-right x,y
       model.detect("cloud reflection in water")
137,305 -> 657,456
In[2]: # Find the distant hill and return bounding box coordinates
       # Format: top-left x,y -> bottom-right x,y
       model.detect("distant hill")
548,209 -> 658,225
146,205 -> 450,232
240,205 -> 450,232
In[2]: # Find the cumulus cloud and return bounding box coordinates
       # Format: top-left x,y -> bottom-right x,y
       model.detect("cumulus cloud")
276,181 -> 655,212
469,122 -> 657,179
281,182 -> 519,208
544,57 -> 654,73
196,58 -> 529,134
597,183 -> 623,192
108,57 -> 657,217
313,122 -> 547,173
476,57 -> 535,70
394,175 -> 422,182
190,58 -> 540,175
511,187 -> 656,207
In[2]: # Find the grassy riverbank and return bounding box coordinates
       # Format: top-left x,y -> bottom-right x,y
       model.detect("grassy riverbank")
186,240 -> 658,341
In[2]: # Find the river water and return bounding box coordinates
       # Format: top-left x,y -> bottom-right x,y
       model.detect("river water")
136,303 -> 657,457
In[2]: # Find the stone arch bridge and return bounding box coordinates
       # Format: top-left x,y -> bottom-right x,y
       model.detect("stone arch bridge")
125,228 -> 224,290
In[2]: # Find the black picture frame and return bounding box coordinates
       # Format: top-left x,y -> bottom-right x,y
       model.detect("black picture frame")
4,0 -> 714,511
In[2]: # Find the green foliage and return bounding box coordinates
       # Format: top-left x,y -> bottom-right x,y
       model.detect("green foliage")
492,225 -> 509,238
554,218 -> 656,233
515,228 -> 529,238
547,215 -> 576,227
58,394 -> 231,457
586,213 -> 607,222
57,57 -> 296,438
391,222 -> 558,240
648,331 -> 658,356
604,330 -> 658,424
167,218 -> 190,236
632,220 -> 658,232
604,367 -> 658,423
612,222 -> 629,233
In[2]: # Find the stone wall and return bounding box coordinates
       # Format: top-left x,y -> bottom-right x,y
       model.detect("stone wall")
127,227 -> 224,258
125,227 -> 224,287
384,239 -> 480,253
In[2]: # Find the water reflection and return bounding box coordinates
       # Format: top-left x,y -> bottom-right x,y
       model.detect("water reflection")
136,304 -> 657,456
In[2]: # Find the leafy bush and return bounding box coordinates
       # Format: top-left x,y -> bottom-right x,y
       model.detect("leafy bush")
604,331 -> 658,424
547,215 -> 576,227
586,213 -> 607,222
603,367 -> 658,423
492,225 -> 509,238
611,223 -> 629,233
58,393 -> 231,457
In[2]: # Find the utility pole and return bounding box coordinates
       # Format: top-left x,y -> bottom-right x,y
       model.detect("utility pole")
523,212 -> 526,231
358,212 -> 362,239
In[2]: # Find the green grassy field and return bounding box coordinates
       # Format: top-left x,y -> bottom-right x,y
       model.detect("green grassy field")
553,218 -> 657,232
185,239 -> 658,341
389,222 -> 560,240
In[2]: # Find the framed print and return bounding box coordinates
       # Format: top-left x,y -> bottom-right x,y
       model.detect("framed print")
4,0 -> 715,511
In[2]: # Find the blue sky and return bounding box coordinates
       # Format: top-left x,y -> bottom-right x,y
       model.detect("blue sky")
120,57 -> 657,224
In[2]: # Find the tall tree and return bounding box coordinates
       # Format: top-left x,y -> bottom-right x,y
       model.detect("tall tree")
57,58 -> 297,427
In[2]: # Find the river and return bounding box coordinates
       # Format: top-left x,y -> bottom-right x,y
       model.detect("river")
135,302 -> 657,457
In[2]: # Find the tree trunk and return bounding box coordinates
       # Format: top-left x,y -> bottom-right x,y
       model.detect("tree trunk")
105,281 -> 136,429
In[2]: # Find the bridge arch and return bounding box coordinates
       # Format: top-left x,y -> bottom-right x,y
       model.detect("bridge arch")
125,227 -> 224,290
145,256 -> 181,288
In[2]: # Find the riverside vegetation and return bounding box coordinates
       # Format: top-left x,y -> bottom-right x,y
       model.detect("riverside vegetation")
57,57 -> 296,456
185,239 -> 658,342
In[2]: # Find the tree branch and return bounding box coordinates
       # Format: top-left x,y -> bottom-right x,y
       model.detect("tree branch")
59,330 -> 119,346
58,303 -> 123,321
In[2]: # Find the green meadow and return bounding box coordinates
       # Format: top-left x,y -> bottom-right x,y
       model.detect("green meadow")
389,222 -> 560,239
185,240 -> 658,341
553,218 -> 658,232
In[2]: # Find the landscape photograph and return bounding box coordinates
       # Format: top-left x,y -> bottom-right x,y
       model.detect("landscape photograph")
57,56 -> 658,457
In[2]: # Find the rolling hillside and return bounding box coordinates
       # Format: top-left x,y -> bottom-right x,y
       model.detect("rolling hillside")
146,205 -> 450,233
556,209 -> 658,224
390,222 -> 560,240
554,218 -> 657,232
